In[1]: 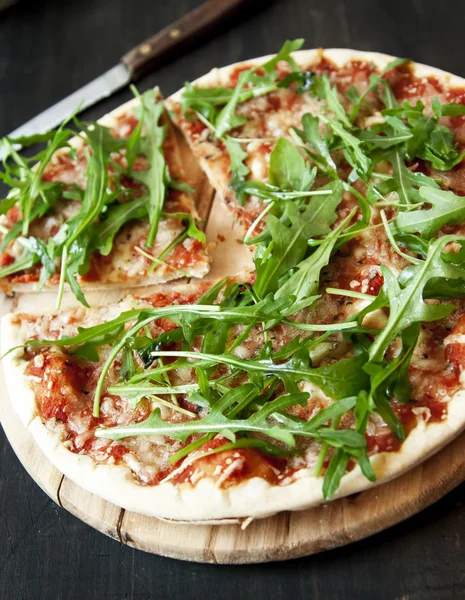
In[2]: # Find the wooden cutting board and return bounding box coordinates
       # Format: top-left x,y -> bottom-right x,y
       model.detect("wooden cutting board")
2,129 -> 465,564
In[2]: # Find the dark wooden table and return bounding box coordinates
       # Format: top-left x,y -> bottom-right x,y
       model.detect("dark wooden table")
1,0 -> 465,597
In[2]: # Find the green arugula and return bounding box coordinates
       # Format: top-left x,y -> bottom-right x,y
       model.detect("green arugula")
223,136 -> 250,205
293,113 -> 338,175
129,91 -> 167,247
253,181 -> 342,298
0,88 -> 197,305
395,186 -> 465,239
95,197 -> 148,256
363,323 -> 420,441
359,235 -> 465,362
181,39 -> 304,135
268,138 -> 315,191
274,206 -> 353,302
148,349 -> 369,400
382,98 -> 465,170
95,389 -> 366,452
55,123 -> 110,307
348,57 -> 409,122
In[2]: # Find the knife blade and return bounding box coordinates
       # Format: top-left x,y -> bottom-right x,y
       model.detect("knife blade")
7,64 -> 130,141
4,0 -> 250,143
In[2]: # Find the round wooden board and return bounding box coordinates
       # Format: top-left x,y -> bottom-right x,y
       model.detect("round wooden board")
2,353 -> 465,564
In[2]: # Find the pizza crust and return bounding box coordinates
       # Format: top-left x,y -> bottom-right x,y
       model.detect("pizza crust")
3,309 -> 465,521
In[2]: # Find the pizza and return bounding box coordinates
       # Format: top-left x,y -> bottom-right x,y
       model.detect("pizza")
0,91 -> 210,303
3,42 -> 465,523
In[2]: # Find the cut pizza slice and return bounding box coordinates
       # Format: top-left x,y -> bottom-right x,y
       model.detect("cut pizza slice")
0,90 -> 211,305
168,42 -> 465,233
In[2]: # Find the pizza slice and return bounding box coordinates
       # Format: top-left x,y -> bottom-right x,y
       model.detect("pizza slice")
168,42 -> 465,235
0,90 -> 210,305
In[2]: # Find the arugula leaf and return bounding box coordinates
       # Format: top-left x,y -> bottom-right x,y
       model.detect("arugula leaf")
363,323 -> 420,440
1,183 -> 62,251
294,113 -> 337,175
64,233 -> 92,307
361,235 -> 465,362
18,130 -> 72,235
369,152 -> 438,205
26,310 -> 139,348
129,92 -> 167,247
382,98 -> 465,170
312,72 -> 351,128
274,205 -> 351,303
278,70 -> 315,93
181,83 -> 237,120
268,138 -> 314,191
224,136 -> 250,205
215,71 -> 254,138
319,113 -> 371,176
349,57 -> 409,122
261,38 -> 304,77
395,186 -> 465,239
182,39 -> 304,137
0,135 -> 69,242
96,386 -> 367,459
359,125 -> 413,150
28,237 -> 55,292
0,252 -> 39,279
96,391 -> 308,445
95,197 -> 148,256
253,181 -> 342,298
0,197 -> 18,216
55,124 -> 110,307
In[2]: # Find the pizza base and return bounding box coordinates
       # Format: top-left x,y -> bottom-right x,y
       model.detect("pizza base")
3,307 -> 465,522
3,48 -> 465,522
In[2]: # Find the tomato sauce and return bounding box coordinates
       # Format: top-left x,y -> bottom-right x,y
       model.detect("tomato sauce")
170,437 -> 282,487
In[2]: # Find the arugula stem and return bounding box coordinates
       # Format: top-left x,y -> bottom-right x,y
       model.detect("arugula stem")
244,202 -> 274,243
314,414 -> 342,477
107,383 -> 200,396
194,111 -> 216,132
380,209 -> 423,265
56,247 -> 67,310
146,225 -> 190,274
0,225 -> 33,250
326,288 -> 374,301
0,253 -> 39,279
148,395 -> 195,418
281,320 -> 359,332
134,246 -> 188,278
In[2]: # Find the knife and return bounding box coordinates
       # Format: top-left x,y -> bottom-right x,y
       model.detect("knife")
5,0 -> 249,143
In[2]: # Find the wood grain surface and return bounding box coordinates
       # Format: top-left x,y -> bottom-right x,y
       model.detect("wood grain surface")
2,0 -> 465,598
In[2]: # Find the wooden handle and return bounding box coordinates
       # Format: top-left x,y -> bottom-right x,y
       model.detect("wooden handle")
122,0 -> 250,81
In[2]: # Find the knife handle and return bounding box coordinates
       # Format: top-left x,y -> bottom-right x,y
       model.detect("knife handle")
122,0 -> 250,81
